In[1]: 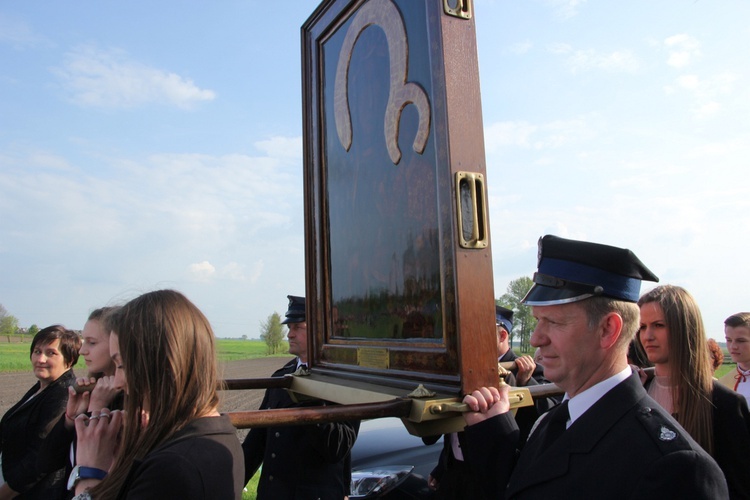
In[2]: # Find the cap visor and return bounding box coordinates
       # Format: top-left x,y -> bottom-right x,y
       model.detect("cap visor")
522,284 -> 593,306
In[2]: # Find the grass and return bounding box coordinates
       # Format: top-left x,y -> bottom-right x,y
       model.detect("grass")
0,342 -> 34,371
0,339 -> 289,373
243,474 -> 260,500
215,339 -> 289,362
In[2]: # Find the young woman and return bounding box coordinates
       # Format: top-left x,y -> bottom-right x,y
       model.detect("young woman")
0,325 -> 81,499
70,290 -> 244,499
638,285 -> 750,499
38,308 -> 122,498
720,312 -> 750,406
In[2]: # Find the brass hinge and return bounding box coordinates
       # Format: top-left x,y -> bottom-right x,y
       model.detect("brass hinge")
444,0 -> 472,19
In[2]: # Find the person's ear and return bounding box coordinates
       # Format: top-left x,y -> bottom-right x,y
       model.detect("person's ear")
599,312 -> 624,350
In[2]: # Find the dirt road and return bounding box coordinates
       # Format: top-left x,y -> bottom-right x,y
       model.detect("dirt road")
0,357 -> 294,423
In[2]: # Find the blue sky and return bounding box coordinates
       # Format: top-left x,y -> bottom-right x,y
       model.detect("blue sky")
1,1 -> 748,340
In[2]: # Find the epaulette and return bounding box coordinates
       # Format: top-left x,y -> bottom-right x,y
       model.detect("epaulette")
634,405 -> 692,454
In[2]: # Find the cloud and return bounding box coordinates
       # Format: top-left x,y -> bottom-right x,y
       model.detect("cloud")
188,261 -> 216,281
484,117 -> 596,153
549,44 -> 640,73
545,0 -> 587,20
509,41 -> 533,55
255,136 -> 303,164
0,14 -> 49,49
664,72 -> 736,118
53,45 -> 216,109
664,34 -> 701,68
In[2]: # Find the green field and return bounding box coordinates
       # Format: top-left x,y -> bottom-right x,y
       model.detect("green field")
0,339 -> 288,373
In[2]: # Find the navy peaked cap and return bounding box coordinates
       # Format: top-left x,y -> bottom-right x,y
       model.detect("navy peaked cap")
496,305 -> 514,333
281,295 -> 306,324
522,235 -> 659,306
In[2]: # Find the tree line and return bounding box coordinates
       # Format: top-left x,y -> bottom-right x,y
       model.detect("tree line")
256,276 -> 535,354
0,303 -> 40,343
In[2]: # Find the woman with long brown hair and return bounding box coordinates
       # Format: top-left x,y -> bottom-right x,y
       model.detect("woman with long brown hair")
69,290 -> 243,499
638,285 -> 750,499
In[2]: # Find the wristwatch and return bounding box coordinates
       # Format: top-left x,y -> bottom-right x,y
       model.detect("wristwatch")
67,465 -> 107,491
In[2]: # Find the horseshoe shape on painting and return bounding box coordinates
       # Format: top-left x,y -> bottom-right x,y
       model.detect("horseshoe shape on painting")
334,0 -> 431,165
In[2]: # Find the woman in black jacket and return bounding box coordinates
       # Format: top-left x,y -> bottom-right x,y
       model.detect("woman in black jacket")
0,325 -> 81,499
638,285 -> 750,500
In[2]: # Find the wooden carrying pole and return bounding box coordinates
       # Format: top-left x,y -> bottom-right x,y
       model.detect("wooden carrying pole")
228,398 -> 413,429
220,375 -> 570,430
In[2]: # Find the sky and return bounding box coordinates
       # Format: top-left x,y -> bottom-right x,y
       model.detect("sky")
1,0 -> 748,341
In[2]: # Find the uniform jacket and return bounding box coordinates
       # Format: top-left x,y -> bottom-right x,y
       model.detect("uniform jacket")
0,369 -> 76,499
242,358 -> 360,500
117,415 -> 244,500
499,349 -> 560,444
424,351 -> 561,496
464,373 -> 728,499
644,378 -> 750,499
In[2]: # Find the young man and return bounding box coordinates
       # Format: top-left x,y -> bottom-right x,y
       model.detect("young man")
242,295 -> 360,499
460,235 -> 728,499
720,312 -> 750,407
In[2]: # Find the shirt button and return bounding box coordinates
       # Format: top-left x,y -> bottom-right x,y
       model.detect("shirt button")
271,453 -> 276,459
269,475 -> 273,481
275,432 -> 280,438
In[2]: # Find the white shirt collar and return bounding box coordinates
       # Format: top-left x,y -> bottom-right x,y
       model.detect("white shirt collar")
566,366 -> 631,426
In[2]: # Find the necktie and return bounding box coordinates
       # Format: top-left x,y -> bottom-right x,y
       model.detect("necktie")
539,400 -> 570,450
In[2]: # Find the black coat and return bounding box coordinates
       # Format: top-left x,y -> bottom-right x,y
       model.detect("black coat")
117,415 -> 244,500
643,378 -> 750,499
464,373 -> 728,499
241,358 -> 360,500
423,352 -> 562,499
0,369 -> 75,499
498,350 -> 560,444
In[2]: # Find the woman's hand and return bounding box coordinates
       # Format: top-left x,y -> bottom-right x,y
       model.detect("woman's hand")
65,379 -> 95,429
74,409 -> 124,473
88,376 -> 120,413
630,364 -> 648,385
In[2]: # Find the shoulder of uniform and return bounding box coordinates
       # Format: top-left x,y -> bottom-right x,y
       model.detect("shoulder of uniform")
632,403 -> 695,454
271,359 -> 298,376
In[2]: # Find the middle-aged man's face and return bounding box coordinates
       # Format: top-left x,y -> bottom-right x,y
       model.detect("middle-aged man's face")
287,322 -> 308,362
530,301 -> 602,397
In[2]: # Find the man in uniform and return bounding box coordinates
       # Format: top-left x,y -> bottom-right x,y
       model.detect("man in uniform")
242,295 -> 360,499
461,235 -> 728,498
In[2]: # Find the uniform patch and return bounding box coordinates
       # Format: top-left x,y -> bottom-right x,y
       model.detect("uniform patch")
659,426 -> 677,441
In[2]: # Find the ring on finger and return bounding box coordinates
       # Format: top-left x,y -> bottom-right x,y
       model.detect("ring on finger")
88,415 -> 100,421
99,413 -> 111,419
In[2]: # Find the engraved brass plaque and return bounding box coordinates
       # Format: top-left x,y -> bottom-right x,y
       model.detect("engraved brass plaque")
357,347 -> 390,369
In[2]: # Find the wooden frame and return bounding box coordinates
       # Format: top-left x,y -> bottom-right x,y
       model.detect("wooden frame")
301,0 -> 497,397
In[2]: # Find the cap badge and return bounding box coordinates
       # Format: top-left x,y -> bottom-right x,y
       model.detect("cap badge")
659,426 -> 677,441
